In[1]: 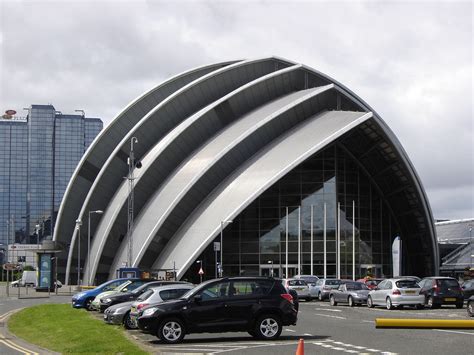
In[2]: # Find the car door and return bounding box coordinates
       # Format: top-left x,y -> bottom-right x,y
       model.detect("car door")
334,284 -> 345,302
222,280 -> 268,330
372,280 -> 386,304
185,281 -> 230,332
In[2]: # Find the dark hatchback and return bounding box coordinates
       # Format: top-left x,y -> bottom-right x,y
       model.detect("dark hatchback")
137,277 -> 297,343
418,277 -> 464,308
99,281 -> 191,312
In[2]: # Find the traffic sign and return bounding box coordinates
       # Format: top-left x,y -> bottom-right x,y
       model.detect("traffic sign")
198,267 -> 204,275
3,263 -> 21,271
213,242 -> 221,251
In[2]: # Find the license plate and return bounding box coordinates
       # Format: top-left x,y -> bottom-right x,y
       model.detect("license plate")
444,297 -> 456,302
405,290 -> 416,294
295,288 -> 303,291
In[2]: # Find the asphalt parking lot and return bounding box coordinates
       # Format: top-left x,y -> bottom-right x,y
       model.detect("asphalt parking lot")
1,287 -> 473,355
101,300 -> 474,355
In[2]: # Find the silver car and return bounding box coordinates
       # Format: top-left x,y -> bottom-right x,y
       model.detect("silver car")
103,300 -> 136,329
367,278 -> 424,310
314,279 -> 343,301
294,275 -> 319,299
129,284 -> 195,328
284,279 -> 311,301
329,282 -> 370,307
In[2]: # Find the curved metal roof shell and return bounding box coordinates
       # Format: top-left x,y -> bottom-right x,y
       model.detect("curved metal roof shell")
55,57 -> 438,284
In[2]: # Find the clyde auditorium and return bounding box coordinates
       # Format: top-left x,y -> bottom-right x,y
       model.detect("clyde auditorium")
53,57 -> 438,285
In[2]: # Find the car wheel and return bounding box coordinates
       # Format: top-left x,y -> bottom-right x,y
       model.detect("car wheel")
467,302 -> 474,317
367,296 -> 374,308
348,296 -> 354,307
386,297 -> 393,310
85,298 -> 94,311
255,315 -> 282,340
123,312 -> 136,330
158,318 -> 185,344
455,302 -> 463,309
330,295 -> 337,306
318,292 -> 323,301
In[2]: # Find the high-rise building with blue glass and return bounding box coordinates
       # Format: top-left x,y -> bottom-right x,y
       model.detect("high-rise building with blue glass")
0,105 -> 102,255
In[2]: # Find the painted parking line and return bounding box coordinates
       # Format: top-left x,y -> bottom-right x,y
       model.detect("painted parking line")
312,339 -> 395,354
284,328 -> 296,332
315,312 -> 347,320
434,329 -> 474,336
315,307 -> 343,312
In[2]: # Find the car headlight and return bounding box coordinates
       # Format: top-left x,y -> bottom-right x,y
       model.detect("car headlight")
103,298 -> 112,304
141,307 -> 158,317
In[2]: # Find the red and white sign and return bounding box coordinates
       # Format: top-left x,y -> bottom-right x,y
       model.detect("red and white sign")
198,267 -> 204,275
5,110 -> 17,116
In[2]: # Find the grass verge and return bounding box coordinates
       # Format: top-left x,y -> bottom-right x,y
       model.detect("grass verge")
8,304 -> 148,354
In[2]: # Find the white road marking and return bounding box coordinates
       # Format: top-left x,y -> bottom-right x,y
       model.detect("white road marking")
314,312 -> 347,320
361,320 -> 373,323
303,333 -> 312,336
315,307 -> 343,312
433,329 -> 474,336
284,328 -> 296,332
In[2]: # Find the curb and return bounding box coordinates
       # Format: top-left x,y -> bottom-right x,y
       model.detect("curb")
375,318 -> 474,329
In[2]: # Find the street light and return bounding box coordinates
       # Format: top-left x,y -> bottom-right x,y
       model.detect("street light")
196,260 -> 203,283
469,226 -> 473,268
75,219 -> 82,286
126,137 -> 141,268
87,210 -> 103,286
220,220 -> 233,277
268,260 -> 274,277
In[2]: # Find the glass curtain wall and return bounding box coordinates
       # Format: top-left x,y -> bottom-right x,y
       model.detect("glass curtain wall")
184,144 -> 398,283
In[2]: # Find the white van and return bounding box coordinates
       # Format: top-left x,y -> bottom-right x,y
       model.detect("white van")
11,271 -> 37,287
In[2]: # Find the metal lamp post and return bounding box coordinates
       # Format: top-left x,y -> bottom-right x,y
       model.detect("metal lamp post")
75,219 -> 82,287
126,137 -> 141,268
220,220 -> 233,277
268,260 -> 274,277
196,260 -> 203,283
87,210 -> 103,286
470,226 -> 473,268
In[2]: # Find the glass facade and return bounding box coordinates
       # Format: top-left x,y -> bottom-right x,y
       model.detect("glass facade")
0,105 -> 102,252
183,143 -> 400,282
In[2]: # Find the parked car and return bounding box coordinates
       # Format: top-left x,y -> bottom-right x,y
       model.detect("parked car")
280,280 -> 299,312
11,271 -> 37,287
106,284 -> 195,329
129,284 -> 195,328
136,277 -> 297,344
461,279 -> 474,300
100,280 -> 191,312
418,277 -> 464,309
367,278 -> 424,310
294,275 -> 319,298
72,278 -> 136,309
356,277 -> 384,290
283,279 -> 311,301
329,281 -> 370,307
91,279 -> 151,311
467,296 -> 474,317
314,279 -> 343,301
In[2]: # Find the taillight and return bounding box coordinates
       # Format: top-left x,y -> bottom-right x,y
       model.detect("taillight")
323,286 -> 331,291
281,294 -> 293,304
392,289 -> 401,295
137,303 -> 148,311
433,280 -> 440,293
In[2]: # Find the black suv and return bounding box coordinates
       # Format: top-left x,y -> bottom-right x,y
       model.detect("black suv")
418,277 -> 464,308
99,281 -> 190,312
137,277 -> 297,343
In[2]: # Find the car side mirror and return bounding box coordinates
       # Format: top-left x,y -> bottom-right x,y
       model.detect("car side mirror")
194,295 -> 202,303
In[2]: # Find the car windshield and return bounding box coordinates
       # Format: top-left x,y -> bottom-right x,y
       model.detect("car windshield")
180,279 -> 216,299
346,282 -> 368,290
396,280 -> 420,288
438,279 -> 459,287
102,280 -> 130,292
301,276 -> 318,283
289,280 -> 307,286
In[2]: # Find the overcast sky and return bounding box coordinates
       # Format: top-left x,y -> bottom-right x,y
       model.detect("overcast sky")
1,0 -> 472,220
